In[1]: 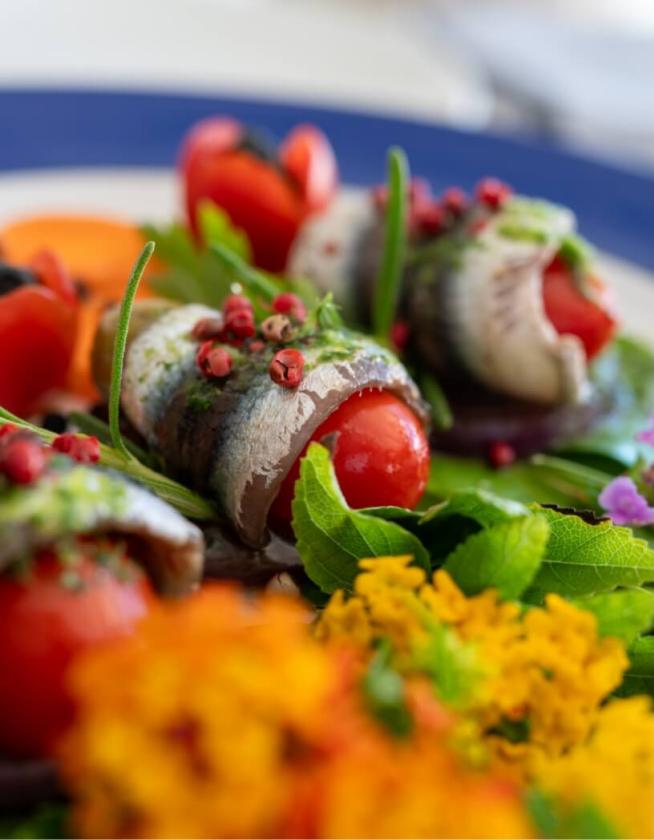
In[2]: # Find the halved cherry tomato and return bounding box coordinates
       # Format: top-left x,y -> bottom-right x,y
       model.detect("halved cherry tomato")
185,149 -> 306,272
0,286 -> 76,416
181,118 -> 338,271
270,389 -> 430,525
279,124 -> 338,213
0,544 -> 153,759
542,255 -> 618,359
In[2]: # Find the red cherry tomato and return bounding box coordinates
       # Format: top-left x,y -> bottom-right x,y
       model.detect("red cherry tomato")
542,255 -> 618,359
0,286 -> 76,416
279,125 -> 338,213
0,545 -> 153,759
184,149 -> 306,272
270,389 -> 430,525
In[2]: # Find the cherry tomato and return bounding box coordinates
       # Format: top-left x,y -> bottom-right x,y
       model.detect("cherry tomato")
0,286 -> 76,416
542,255 -> 618,359
0,545 -> 153,759
279,125 -> 338,213
184,149 -> 305,272
270,389 -> 430,525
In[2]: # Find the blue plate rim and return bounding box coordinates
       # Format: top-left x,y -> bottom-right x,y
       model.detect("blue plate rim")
1,86 -> 652,271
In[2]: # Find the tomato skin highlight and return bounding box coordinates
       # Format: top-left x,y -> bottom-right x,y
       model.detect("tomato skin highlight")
270,389 -> 430,525
279,125 -> 338,213
542,256 -> 618,360
0,548 -> 152,759
0,286 -> 76,417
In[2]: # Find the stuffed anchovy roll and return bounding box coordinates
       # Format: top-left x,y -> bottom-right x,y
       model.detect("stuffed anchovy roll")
96,294 -> 430,548
0,425 -> 204,769
288,179 -> 619,455
289,180 -> 618,406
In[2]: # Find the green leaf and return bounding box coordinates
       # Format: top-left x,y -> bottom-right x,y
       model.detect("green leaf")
419,372 -> 453,430
526,506 -> 654,601
197,201 -> 251,261
616,636 -> 654,698
443,514 -> 550,600
372,147 -> 408,342
421,488 -> 530,529
424,452 -> 596,510
574,588 -> 654,645
292,443 -> 430,593
559,335 -> 654,469
410,622 -> 480,707
362,641 -> 413,737
526,790 -> 619,840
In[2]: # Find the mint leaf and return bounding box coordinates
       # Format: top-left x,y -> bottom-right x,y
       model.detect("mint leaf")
421,488 -> 530,528
616,636 -> 654,698
526,507 -> 654,601
443,514 -> 549,600
574,588 -> 654,645
292,443 -> 430,593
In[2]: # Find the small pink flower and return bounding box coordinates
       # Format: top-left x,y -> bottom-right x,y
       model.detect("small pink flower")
598,476 -> 654,527
636,414 -> 654,446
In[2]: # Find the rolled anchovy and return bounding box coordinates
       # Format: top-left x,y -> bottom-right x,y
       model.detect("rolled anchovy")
121,305 -> 428,547
0,465 -> 204,596
289,192 -> 593,406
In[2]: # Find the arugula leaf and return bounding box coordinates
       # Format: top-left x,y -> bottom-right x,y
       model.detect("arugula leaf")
443,514 -> 550,600
526,506 -> 654,602
574,588 -> 654,644
292,443 -> 430,593
616,636 -> 654,698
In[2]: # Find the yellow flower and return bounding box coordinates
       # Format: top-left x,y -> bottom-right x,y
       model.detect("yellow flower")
533,696 -> 654,839
318,558 -> 630,761
61,582 -> 530,839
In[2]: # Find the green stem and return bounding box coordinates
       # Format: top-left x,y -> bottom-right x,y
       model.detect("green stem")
0,409 -> 215,521
373,147 -> 409,343
210,241 -> 279,301
108,241 -> 155,458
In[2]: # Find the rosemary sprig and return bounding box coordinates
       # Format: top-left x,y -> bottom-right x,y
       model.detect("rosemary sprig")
373,147 -> 409,343
210,241 -> 279,302
0,407 -> 215,521
109,241 -> 155,457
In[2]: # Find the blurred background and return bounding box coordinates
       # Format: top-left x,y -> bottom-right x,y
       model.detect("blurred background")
0,0 -> 651,172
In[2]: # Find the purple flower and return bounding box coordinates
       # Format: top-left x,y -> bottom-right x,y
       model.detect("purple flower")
598,476 -> 654,527
636,414 -> 654,446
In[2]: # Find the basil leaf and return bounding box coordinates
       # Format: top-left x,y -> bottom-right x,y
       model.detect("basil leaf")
526,507 -> 654,601
292,443 -> 430,593
574,588 -> 654,645
443,514 -> 550,600
616,636 -> 654,699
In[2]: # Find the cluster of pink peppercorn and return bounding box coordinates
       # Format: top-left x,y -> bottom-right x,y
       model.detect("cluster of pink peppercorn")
0,424 -> 100,486
193,291 -> 308,389
373,177 -> 513,238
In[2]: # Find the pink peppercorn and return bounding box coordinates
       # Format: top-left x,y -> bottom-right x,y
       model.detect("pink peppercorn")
475,178 -> 513,210
196,342 -> 233,379
52,433 -> 101,464
488,441 -> 516,470
272,292 -> 307,323
224,308 -> 255,340
222,294 -> 253,315
416,203 -> 444,236
269,348 -> 304,388
191,316 -> 224,342
442,187 -> 468,217
0,436 -> 46,484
